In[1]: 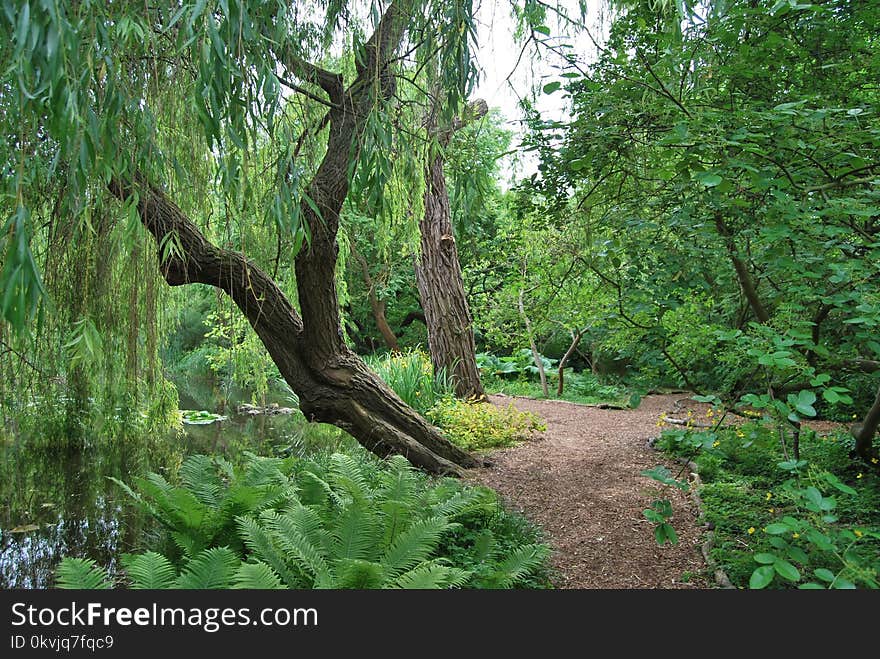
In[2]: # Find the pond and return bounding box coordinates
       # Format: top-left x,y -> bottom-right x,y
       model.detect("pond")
0,380 -> 350,589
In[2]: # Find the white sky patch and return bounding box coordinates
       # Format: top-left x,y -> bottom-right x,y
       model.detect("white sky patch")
472,0 -> 611,183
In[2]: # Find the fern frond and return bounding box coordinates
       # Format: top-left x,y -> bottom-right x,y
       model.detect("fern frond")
122,551 -> 177,589
378,468 -> 416,507
381,517 -> 454,578
298,470 -> 344,509
380,499 -> 415,550
334,559 -> 385,589
56,558 -> 112,589
179,454 -> 222,506
232,561 -> 285,589
236,514 -> 303,587
429,488 -> 484,519
328,453 -> 372,501
173,547 -> 238,589
331,499 -> 381,562
278,505 -> 333,556
241,452 -> 292,487
488,544 -> 550,588
267,509 -> 334,588
392,563 -> 471,589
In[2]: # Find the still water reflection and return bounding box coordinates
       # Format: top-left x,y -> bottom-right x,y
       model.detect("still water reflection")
0,382 -> 339,589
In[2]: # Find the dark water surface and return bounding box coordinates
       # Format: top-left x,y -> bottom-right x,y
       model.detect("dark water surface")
0,382 -> 339,589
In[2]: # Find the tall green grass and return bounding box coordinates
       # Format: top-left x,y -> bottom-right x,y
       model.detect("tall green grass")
366,349 -> 454,415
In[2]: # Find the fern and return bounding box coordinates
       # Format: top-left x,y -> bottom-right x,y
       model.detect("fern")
393,563 -> 471,589
334,559 -> 386,589
486,544 -> 551,589
331,500 -> 381,561
123,552 -> 176,589
60,451 -> 551,590
179,454 -> 223,507
382,517 -> 455,578
264,510 -> 334,588
328,453 -> 373,500
173,547 -> 239,589
232,562 -> 284,589
235,514 -> 305,587
56,558 -> 112,589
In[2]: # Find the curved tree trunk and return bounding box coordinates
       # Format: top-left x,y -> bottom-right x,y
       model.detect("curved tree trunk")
109,177 -> 476,475
557,328 -> 586,396
105,1 -> 479,475
351,243 -> 400,352
414,100 -> 487,400
714,213 -> 770,324
852,383 -> 880,459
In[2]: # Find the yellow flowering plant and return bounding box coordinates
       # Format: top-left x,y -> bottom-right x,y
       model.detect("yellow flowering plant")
427,399 -> 545,451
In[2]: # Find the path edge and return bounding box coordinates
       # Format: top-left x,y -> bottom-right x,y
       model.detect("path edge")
647,437 -> 735,589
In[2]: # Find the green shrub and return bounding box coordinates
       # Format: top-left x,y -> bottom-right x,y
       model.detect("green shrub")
57,450 -> 551,589
427,399 -> 545,451
652,417 -> 880,589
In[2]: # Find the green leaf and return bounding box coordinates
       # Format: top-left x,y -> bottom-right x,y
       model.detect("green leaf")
232,562 -> 285,589
753,553 -> 776,565
122,552 -> 177,589
749,565 -> 775,589
798,582 -> 825,589
824,473 -> 857,496
773,558 -> 801,582
695,172 -> 722,187
814,568 -> 835,583
660,523 -> 678,545
56,558 -> 112,589
765,523 -> 790,535
832,578 -> 856,589
543,81 -> 561,94
787,547 -> 809,564
533,25 -> 551,36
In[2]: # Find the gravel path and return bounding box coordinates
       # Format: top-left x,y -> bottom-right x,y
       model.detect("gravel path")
468,393 -> 711,589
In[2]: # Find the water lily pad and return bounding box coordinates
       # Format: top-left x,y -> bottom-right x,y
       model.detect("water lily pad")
180,409 -> 228,425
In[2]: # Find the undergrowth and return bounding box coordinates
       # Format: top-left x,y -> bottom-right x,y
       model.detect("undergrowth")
652,417 -> 880,589
56,450 -> 552,589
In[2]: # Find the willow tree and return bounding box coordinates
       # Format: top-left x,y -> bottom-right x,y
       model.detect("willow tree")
415,98 -> 487,400
0,0 -> 487,474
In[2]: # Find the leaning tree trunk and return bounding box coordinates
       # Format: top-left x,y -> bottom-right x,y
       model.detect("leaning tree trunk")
107,1 -> 478,475
518,286 -> 549,398
852,383 -> 880,460
351,243 -> 400,352
414,100 -> 487,400
714,213 -> 770,324
109,177 -> 476,476
557,328 -> 586,396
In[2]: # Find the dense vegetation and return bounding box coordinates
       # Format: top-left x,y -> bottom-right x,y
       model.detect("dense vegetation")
1,0 -> 878,589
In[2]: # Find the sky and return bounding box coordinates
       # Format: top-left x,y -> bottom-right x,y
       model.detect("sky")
471,0 -> 611,182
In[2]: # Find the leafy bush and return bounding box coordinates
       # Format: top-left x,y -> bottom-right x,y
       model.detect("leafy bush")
57,450 -> 551,589
427,399 -> 545,451
651,420 -> 880,589
367,349 -> 454,415
476,350 -> 556,379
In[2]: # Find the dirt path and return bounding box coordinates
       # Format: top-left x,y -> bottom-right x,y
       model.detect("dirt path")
468,393 -> 711,589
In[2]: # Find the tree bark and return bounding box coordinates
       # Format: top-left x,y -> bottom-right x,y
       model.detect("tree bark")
714,213 -> 770,324
351,243 -> 400,352
414,100 -> 487,400
519,287 -> 549,398
852,383 -> 880,459
557,328 -> 586,396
